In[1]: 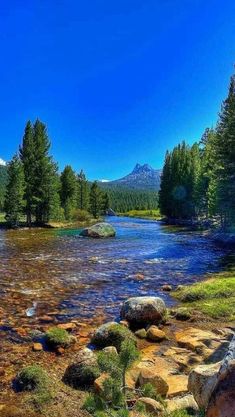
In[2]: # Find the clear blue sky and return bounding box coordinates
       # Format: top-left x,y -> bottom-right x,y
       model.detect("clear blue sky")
1,0 -> 235,180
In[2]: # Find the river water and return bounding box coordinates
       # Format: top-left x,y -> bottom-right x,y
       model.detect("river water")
0,217 -> 231,339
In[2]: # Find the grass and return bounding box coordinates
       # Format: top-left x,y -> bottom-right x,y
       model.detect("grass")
173,270 -> 235,320
120,209 -> 162,220
46,327 -> 72,347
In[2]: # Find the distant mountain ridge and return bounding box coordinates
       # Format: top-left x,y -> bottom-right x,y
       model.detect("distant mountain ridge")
100,163 -> 162,191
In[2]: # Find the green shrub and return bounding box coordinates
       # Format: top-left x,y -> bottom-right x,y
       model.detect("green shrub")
63,363 -> 100,388
16,365 -> 49,392
46,327 -> 71,347
71,209 -> 92,222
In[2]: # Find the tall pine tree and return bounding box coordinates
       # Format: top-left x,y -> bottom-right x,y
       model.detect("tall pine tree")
89,181 -> 102,218
60,165 -> 77,220
19,121 -> 35,226
77,169 -> 89,211
5,155 -> 25,227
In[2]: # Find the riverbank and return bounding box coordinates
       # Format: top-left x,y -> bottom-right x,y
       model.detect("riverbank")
119,209 -> 162,220
172,268 -> 235,321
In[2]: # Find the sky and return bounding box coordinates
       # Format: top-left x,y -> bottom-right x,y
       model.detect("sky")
0,0 -> 235,180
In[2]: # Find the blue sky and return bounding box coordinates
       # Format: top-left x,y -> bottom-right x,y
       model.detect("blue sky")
0,0 -> 235,180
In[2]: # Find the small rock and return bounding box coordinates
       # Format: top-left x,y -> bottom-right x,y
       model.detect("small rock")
147,325 -> 166,342
135,328 -> 147,339
57,322 -> 76,331
56,346 -> 65,355
138,397 -> 164,413
40,315 -> 54,323
119,320 -> 129,328
32,343 -> 43,352
102,346 -> 118,355
162,284 -> 172,292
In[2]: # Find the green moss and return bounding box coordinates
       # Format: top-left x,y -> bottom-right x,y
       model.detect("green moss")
16,365 -> 49,392
173,271 -> 235,320
45,327 -> 71,347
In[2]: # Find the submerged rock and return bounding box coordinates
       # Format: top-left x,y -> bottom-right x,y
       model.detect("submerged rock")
80,222 -> 116,238
121,296 -> 166,325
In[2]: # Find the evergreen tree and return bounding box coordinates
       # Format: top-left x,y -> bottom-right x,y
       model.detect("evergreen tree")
19,121 -> 35,225
5,155 -> 25,227
33,119 -> 60,223
215,75 -> 235,229
60,165 -> 77,220
77,169 -> 89,211
101,191 -> 110,214
89,181 -> 102,218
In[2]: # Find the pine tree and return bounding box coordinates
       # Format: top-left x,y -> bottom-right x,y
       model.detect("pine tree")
101,191 -> 110,214
33,119 -> 60,224
19,121 -> 35,225
77,170 -> 89,211
89,181 -> 102,218
60,165 -> 77,220
5,155 -> 25,227
215,75 -> 235,229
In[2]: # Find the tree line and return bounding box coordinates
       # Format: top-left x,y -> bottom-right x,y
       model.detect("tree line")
159,71 -> 235,230
4,120 -> 110,227
103,187 -> 158,213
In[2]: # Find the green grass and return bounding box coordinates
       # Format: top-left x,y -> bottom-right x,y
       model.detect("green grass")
120,209 -> 162,220
45,327 -> 72,347
173,271 -> 235,320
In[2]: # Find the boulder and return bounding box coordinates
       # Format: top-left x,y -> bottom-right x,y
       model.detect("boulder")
166,394 -> 199,413
206,360 -> 235,417
147,326 -> 166,342
91,322 -> 136,351
162,284 -> 172,292
138,367 -> 169,396
121,296 -> 166,325
80,222 -> 116,238
206,335 -> 235,417
94,373 -> 109,393
188,362 -> 221,409
138,397 -> 164,414
63,348 -> 100,388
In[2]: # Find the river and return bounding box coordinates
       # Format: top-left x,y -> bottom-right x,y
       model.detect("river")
0,216 -> 232,340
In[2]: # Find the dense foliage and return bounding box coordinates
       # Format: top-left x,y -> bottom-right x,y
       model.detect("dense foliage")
3,119 -> 115,226
103,187 -> 158,213
159,72 -> 235,230
0,165 -> 7,211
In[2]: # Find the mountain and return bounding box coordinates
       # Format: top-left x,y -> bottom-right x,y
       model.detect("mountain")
100,163 -> 162,191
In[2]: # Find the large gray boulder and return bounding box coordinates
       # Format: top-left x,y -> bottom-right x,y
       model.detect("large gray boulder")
206,334 -> 235,417
188,362 -> 221,409
80,222 -> 116,238
121,296 -> 166,325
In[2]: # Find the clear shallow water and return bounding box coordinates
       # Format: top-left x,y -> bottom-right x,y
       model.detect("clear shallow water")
0,217 -> 231,336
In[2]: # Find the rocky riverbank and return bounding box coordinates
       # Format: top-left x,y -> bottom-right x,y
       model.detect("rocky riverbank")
0,295 -> 234,417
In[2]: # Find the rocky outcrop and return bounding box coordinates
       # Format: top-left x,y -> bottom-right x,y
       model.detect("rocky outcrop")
188,362 -> 221,409
120,296 -> 166,326
80,222 -> 116,238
